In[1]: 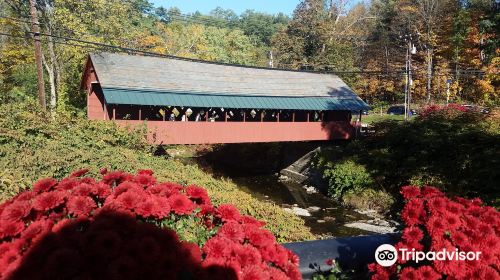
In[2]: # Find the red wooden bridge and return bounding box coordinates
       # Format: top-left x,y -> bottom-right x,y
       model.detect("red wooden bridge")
82,53 -> 369,145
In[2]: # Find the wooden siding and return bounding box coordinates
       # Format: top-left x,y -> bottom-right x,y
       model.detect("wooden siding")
112,120 -> 354,144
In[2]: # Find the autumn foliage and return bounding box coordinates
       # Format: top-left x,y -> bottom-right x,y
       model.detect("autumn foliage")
368,186 -> 500,280
0,170 -> 300,280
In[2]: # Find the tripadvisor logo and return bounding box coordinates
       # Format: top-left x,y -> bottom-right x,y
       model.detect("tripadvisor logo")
375,244 -> 398,267
374,244 -> 482,267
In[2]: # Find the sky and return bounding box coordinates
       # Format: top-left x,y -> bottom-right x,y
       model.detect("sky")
150,0 -> 301,15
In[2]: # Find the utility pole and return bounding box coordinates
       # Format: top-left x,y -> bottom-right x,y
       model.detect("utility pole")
268,51 -> 274,68
29,0 -> 46,109
402,33 -> 416,121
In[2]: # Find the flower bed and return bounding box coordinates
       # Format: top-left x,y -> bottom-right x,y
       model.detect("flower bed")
369,186 -> 500,279
0,169 -> 300,279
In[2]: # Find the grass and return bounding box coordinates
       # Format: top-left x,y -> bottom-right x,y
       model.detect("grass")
353,114 -> 405,124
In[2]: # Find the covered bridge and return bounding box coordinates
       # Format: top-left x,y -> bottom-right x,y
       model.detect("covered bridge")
82,53 -> 369,144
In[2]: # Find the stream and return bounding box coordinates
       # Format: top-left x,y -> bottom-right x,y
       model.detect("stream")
178,155 -> 382,238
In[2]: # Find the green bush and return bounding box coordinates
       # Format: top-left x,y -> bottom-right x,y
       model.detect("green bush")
342,188 -> 394,214
323,160 -> 374,199
316,107 -> 500,205
0,101 -> 314,242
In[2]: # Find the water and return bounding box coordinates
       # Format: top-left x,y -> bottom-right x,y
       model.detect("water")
179,156 -> 375,238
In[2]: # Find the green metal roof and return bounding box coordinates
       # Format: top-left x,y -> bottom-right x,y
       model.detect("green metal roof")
102,87 -> 370,111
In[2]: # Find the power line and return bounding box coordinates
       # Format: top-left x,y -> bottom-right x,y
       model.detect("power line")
0,30 -> 492,78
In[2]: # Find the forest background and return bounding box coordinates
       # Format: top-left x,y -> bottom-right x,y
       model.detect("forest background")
0,0 -> 498,113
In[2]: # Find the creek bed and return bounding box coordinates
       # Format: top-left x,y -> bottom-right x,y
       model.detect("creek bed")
178,156 -> 378,238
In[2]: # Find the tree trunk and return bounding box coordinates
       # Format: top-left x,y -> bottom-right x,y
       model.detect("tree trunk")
426,48 -> 433,104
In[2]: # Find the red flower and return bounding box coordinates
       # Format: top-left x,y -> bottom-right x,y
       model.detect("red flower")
421,186 -> 443,198
168,194 -> 195,215
32,191 -> 65,211
0,221 -> 25,239
186,185 -> 210,205
70,168 -> 89,178
21,219 -> 53,243
240,215 -> 266,227
402,226 -> 424,243
401,199 -> 426,226
236,245 -> 262,267
426,215 -> 447,236
113,181 -> 144,198
203,236 -> 231,258
416,266 -> 441,280
137,169 -> 154,176
148,182 -> 183,197
400,267 -> 418,280
401,186 -> 420,200
94,182 -> 112,199
246,227 -> 276,248
99,168 -> 108,175
134,174 -> 157,186
72,183 -> 93,196
241,265 -> 270,280
216,204 -> 241,222
427,197 -> 448,214
67,196 -> 96,217
1,201 -> 31,222
115,191 -> 143,211
33,178 -> 58,193
218,221 -> 245,243
56,177 -> 80,191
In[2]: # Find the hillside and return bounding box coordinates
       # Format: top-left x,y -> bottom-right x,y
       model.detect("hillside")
0,101 -> 314,242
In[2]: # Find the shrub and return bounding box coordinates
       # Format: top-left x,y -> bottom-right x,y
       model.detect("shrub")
0,101 -> 314,242
323,160 -> 374,199
342,188 -> 394,214
0,170 -> 301,279
368,186 -> 500,279
316,105 -> 500,205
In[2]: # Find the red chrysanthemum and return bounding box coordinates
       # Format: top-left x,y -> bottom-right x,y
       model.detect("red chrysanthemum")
0,221 -> 25,239
148,182 -> 183,197
137,169 -> 154,176
401,199 -> 426,226
246,227 -> 276,248
115,191 -> 143,211
427,197 -> 448,214
94,182 -> 112,199
236,245 -> 262,267
186,185 -> 210,205
33,178 -> 58,193
416,266 -> 440,280
67,196 -> 96,217
0,201 -> 31,222
134,174 -> 157,187
401,186 -> 421,200
99,168 -> 108,175
113,181 -> 144,198
56,177 -> 80,191
240,215 -> 266,227
70,168 -> 89,178
400,267 -> 418,280
21,219 -> 53,244
72,183 -> 93,196
402,226 -> 424,243
216,204 -> 241,222
241,265 -> 270,280
203,236 -> 231,258
421,186 -> 443,198
32,191 -> 65,211
168,194 -> 195,215
218,221 -> 245,243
